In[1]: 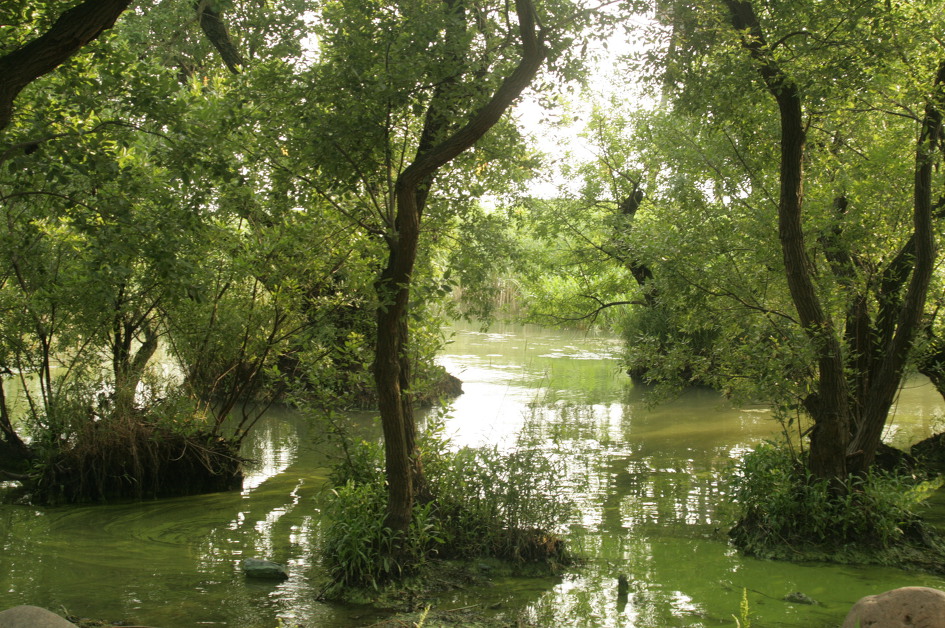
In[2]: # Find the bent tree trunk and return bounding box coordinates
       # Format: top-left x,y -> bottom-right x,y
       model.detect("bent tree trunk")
374,0 -> 546,534
724,0 -> 849,480
0,0 -> 132,131
724,1 -> 941,481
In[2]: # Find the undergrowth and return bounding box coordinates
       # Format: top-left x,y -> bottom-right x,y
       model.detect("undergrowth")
320,417 -> 573,594
728,441 -> 945,568
28,381 -> 243,503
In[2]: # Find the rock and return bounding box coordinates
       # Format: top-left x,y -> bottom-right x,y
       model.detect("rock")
241,557 -> 289,580
843,586 -> 945,628
874,442 -> 919,473
0,605 -> 76,628
784,591 -> 817,605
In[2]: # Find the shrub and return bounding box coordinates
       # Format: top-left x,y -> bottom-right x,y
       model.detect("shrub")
320,420 -> 572,592
426,444 -> 571,562
728,441 -> 942,559
28,380 -> 243,503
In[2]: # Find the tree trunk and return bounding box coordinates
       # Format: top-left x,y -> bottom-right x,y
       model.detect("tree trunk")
373,0 -> 546,534
0,0 -> 132,131
845,61 -> 945,473
113,318 -> 160,404
724,0 -> 849,481
0,377 -> 32,469
374,272 -> 415,533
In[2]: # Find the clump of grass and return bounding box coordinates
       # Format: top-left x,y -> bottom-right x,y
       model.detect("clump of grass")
320,418 -> 572,593
28,381 -> 243,503
728,441 -> 944,566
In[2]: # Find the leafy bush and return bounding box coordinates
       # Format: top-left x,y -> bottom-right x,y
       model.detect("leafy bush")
426,443 -> 571,562
321,421 -> 572,592
728,441 -> 942,559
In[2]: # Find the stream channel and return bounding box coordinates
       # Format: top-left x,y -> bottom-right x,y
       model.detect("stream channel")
2,322 -> 945,627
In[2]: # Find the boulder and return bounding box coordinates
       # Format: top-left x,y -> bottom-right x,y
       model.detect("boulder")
0,605 -> 76,628
843,586 -> 945,628
241,557 -> 289,580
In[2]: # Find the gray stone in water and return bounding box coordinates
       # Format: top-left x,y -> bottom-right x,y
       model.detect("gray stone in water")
783,591 -> 817,605
242,557 -> 289,580
0,605 -> 76,628
842,586 -> 945,628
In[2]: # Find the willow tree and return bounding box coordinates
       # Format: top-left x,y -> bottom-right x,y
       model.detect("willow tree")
279,0 -> 566,534
722,0 -> 942,479
591,0 -> 945,481
253,0 -> 606,535
0,0 -> 314,488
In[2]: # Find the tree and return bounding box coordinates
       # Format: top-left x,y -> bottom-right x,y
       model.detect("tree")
526,1 -> 945,484
723,0 -> 942,478
0,0 -> 315,489
610,0 -> 945,481
283,0 -> 552,534
373,0 -> 546,532
245,0 -> 607,535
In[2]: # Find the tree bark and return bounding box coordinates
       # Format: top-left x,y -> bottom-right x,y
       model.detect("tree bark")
0,0 -> 132,131
194,0 -> 245,75
374,0 -> 546,534
724,0 -> 849,481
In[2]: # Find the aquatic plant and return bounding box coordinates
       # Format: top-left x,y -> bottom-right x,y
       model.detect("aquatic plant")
727,441 -> 944,565
320,417 -> 572,592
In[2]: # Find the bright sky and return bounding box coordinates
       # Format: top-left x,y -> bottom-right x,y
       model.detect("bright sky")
513,10 -> 657,198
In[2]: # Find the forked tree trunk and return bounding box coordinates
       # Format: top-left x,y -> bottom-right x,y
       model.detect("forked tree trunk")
845,61 -> 945,473
374,0 -> 546,534
724,1 -> 941,481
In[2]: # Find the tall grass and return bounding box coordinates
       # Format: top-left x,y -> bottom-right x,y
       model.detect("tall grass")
321,419 -> 573,592
728,441 -> 943,559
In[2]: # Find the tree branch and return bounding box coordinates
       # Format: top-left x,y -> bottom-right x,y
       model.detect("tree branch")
0,0 -> 132,131
194,0 -> 245,74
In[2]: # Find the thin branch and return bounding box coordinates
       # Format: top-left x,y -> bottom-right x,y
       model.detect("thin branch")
534,295 -> 645,325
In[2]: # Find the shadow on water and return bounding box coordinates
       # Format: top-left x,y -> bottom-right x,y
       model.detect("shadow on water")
1,321 -> 945,626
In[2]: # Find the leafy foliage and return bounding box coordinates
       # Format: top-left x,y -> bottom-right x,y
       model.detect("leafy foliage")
728,442 -> 944,559
321,418 -> 572,592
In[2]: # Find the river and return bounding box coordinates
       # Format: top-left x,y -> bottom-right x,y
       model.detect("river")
1,322 -> 944,626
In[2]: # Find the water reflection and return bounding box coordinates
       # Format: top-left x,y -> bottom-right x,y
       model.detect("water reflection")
0,407 -> 342,627
0,322 -> 944,626
438,323 -> 945,627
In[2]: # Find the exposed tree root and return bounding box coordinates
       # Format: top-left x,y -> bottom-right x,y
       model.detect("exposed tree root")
31,419 -> 244,503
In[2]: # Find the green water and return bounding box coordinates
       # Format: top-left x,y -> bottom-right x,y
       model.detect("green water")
2,323 -> 945,626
